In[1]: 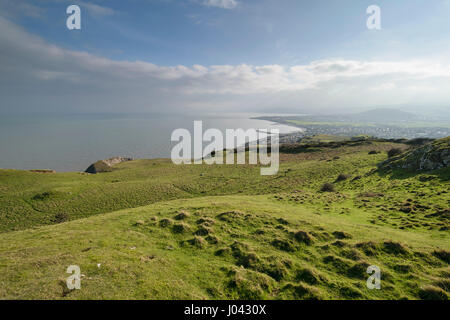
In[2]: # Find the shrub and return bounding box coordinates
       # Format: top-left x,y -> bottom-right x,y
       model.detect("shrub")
54,212 -> 69,223
276,218 -> 289,225
320,183 -> 335,192
32,191 -> 56,201
159,218 -> 173,228
335,174 -> 350,182
405,138 -> 434,146
387,148 -> 403,158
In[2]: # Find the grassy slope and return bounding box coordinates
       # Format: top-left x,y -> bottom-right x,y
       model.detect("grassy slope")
0,140 -> 448,299
0,142 -> 403,232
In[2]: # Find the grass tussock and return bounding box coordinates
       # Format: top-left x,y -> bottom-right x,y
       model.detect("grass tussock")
174,211 -> 190,220
293,231 -> 314,245
418,285 -> 448,300
172,222 -> 191,234
383,241 -> 410,255
295,268 -> 322,285
332,231 -> 352,239
194,226 -> 212,236
282,282 -> 325,300
433,250 -> 450,264
187,236 -> 206,248
271,239 -> 296,252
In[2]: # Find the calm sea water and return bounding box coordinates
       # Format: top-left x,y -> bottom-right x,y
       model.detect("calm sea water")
0,113 -> 301,172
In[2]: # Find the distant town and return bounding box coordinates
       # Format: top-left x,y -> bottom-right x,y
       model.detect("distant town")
255,109 -> 450,142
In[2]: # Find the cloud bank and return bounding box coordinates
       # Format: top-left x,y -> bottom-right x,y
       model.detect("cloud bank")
1,16 -> 449,115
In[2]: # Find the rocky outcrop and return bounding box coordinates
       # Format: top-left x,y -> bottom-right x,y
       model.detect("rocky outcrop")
85,157 -> 133,174
379,137 -> 449,171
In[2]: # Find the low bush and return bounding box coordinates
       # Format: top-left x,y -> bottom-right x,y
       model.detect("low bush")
335,174 -> 350,182
54,212 -> 69,223
320,183 -> 335,192
387,148 -> 403,158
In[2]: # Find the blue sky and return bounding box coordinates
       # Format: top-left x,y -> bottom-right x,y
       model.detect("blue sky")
1,0 -> 450,116
7,0 -> 450,65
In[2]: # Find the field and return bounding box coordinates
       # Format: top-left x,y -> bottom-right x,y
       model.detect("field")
0,139 -> 448,299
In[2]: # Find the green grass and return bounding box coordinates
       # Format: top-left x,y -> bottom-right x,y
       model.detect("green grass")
0,139 -> 448,299
0,142 -> 402,232
0,194 -> 448,299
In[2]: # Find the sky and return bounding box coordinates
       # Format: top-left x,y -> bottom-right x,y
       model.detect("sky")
1,0 -> 450,116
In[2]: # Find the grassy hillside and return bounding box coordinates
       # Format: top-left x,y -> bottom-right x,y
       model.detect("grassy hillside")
0,139 -> 448,299
0,140 -> 405,232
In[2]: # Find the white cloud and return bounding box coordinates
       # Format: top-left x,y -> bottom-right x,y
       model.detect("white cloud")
0,0 -> 46,20
200,0 -> 238,10
1,16 -> 450,115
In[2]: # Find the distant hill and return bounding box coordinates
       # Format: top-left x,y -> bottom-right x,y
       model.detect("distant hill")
349,108 -> 419,122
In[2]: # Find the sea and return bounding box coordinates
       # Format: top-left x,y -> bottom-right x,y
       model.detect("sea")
0,112 -> 302,172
